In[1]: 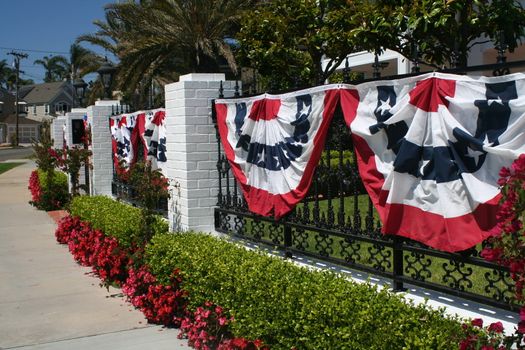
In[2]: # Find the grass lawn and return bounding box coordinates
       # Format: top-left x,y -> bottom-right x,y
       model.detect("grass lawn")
0,162 -> 22,175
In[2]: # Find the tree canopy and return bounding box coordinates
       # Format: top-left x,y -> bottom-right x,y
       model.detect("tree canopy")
237,0 -> 525,89
236,0 -> 359,90
77,0 -> 255,106
347,0 -> 525,68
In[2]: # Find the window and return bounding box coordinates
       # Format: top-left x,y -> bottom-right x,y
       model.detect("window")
54,102 -> 70,114
45,104 -> 49,114
33,105 -> 36,115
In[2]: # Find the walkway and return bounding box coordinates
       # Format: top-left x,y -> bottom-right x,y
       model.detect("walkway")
0,161 -> 190,350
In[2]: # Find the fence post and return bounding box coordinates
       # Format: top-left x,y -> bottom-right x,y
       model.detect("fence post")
392,236 -> 406,292
87,100 -> 120,196
164,73 -> 237,233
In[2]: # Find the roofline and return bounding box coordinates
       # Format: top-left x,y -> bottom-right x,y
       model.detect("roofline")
23,81 -> 74,105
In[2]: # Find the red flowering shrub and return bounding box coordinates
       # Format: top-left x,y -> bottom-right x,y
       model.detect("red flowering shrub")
30,126 -> 70,210
55,214 -> 130,286
91,234 -> 129,286
28,170 -> 42,205
28,169 -> 68,210
459,318 -> 509,350
464,154 -> 525,348
179,301 -> 268,350
53,207 -> 261,349
55,215 -> 81,244
122,266 -> 186,326
67,221 -> 101,266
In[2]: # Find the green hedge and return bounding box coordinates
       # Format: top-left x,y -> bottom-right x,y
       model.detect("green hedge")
37,169 -> 69,210
38,169 -> 68,188
146,233 -> 464,350
69,195 -> 168,247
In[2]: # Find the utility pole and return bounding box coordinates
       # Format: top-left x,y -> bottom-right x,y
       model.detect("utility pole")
8,51 -> 28,147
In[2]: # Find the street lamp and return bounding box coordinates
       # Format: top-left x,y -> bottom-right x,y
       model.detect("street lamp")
73,78 -> 88,107
96,57 -> 117,100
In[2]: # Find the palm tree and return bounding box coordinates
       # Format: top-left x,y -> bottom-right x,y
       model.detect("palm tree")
68,43 -> 105,81
77,0 -> 255,103
33,56 -> 69,82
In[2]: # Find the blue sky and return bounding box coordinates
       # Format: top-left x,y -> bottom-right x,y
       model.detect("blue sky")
0,0 -> 112,84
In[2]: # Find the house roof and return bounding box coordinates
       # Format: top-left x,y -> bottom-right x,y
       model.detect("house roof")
0,114 -> 42,125
18,85 -> 34,99
21,81 -> 71,104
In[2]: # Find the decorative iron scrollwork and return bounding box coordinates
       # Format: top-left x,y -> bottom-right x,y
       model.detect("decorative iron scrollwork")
368,244 -> 392,272
314,232 -> 334,257
404,252 -> 432,282
293,228 -> 309,252
484,269 -> 515,304
442,260 -> 473,291
340,236 -> 362,264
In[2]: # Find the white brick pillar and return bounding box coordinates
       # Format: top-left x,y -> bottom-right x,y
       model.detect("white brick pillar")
51,115 -> 66,149
87,100 -> 119,196
165,73 -> 237,232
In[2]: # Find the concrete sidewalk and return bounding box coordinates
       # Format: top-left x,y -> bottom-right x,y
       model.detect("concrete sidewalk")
0,161 -> 190,350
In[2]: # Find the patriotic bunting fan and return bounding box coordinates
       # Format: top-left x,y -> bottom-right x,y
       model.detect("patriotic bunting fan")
342,73 -> 525,251
109,108 -> 167,173
215,87 -> 340,219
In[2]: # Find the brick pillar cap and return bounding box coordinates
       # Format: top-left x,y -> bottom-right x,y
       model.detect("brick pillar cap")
179,73 -> 225,82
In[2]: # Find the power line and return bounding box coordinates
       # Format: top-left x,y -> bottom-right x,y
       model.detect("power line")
0,46 -> 69,55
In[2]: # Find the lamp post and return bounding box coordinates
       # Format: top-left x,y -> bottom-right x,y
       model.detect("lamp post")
73,78 -> 88,107
96,58 -> 117,100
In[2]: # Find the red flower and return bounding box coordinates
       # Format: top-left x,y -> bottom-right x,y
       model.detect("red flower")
471,318 -> 483,328
480,247 -> 503,262
487,321 -> 504,334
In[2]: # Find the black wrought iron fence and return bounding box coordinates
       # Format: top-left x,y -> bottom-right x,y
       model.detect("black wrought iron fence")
111,175 -> 169,217
212,57 -> 525,312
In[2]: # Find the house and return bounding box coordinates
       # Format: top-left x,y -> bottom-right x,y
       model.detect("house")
0,86 -> 42,144
0,113 -> 41,144
19,81 -> 75,122
327,41 -> 525,81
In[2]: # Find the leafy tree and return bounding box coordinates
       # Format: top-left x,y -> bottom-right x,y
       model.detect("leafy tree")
236,0 -> 358,90
33,55 -> 70,82
347,0 -> 525,68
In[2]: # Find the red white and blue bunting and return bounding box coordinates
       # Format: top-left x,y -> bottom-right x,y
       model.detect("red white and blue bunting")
215,87 -> 340,219
109,108 -> 167,172
215,72 -> 525,252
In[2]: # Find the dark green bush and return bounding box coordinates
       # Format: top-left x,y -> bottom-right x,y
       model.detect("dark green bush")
69,195 -> 168,247
146,233 -> 464,350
